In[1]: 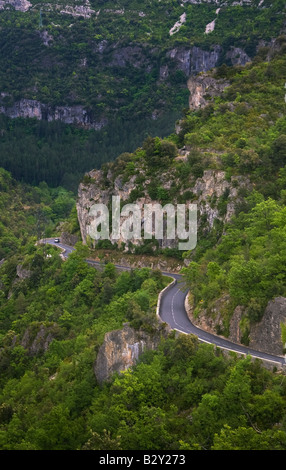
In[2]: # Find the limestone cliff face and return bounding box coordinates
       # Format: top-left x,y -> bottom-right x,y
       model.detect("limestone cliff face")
187,74 -> 230,110
166,45 -> 222,77
182,0 -> 257,5
16,264 -> 32,280
0,97 -> 107,130
185,293 -> 286,357
249,297 -> 286,356
0,41 -> 251,129
193,171 -> 251,228
77,167 -> 251,250
94,324 -> 169,384
186,47 -> 252,111
225,47 -> 252,66
0,0 -> 95,13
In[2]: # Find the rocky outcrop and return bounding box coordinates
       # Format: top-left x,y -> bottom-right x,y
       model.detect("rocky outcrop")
249,297 -> 286,356
90,42 -> 224,77
94,323 -> 169,384
185,292 -> 229,337
0,0 -> 31,11
225,47 -> 252,66
109,45 -> 153,71
60,3 -> 97,18
0,0 -> 97,15
12,322 -> 61,356
228,305 -> 245,344
169,12 -> 187,36
38,30 -> 54,47
60,231 -> 79,247
186,293 -> 286,357
166,45 -> 222,77
0,36 -> 252,129
182,0 -> 256,4
16,264 -> 32,280
77,167 -> 251,250
193,171 -> 251,228
0,97 -> 108,130
187,73 -> 230,110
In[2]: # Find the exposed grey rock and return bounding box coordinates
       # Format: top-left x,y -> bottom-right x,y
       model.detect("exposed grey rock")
190,45 -> 222,74
0,39 -> 252,128
77,167 -> 251,251
110,45 -> 152,70
187,73 -> 230,110
16,264 -> 32,280
229,305 -> 245,343
159,64 -> 169,80
11,323 -> 61,356
192,170 -> 251,229
185,292 -> 229,337
169,12 -> 186,36
166,45 -> 222,77
257,37 -> 286,61
249,297 -> 286,356
0,0 -> 31,11
0,97 -> 108,130
186,293 -> 286,357
60,4 -> 96,18
94,324 -> 169,384
182,0 -> 257,4
225,47 -> 252,66
60,231 -> 79,246
38,29 -> 54,47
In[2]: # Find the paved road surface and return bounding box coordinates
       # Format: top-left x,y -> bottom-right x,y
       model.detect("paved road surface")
45,239 -> 286,367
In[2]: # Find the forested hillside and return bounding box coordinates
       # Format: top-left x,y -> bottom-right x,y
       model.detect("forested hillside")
0,0 -> 285,188
0,40 -> 285,450
0,168 -> 76,259
1,0 -> 286,453
76,42 -> 286,352
1,225 -> 286,450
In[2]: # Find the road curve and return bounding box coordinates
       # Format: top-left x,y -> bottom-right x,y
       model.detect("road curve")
45,239 -> 286,367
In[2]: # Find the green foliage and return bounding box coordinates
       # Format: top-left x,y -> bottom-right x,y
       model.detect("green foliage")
0,173 -> 285,450
0,229 -> 285,450
182,197 -> 286,341
0,0 -> 286,452
143,136 -> 177,168
0,169 -> 77,259
0,113 -> 181,190
0,1 -> 284,188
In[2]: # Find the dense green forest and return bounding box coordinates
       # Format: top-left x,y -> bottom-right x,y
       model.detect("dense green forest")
77,45 -> 286,346
1,232 -> 286,450
177,45 -> 286,344
0,167 -> 77,259
1,45 -> 286,448
0,0 -> 285,189
1,0 -> 286,452
0,112 -> 181,190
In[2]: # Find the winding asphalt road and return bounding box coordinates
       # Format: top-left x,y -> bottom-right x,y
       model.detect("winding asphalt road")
45,239 -> 286,367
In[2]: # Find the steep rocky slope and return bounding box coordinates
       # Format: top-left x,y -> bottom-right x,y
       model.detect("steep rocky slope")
0,0 -> 284,129
0,0 -> 285,188
94,323 -> 170,384
75,43 -> 286,356
77,165 -> 251,252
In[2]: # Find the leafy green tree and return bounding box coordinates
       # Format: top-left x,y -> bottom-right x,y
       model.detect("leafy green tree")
82,429 -> 122,450
212,426 -> 286,450
29,405 -> 86,450
221,359 -> 252,428
272,134 -> 286,167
